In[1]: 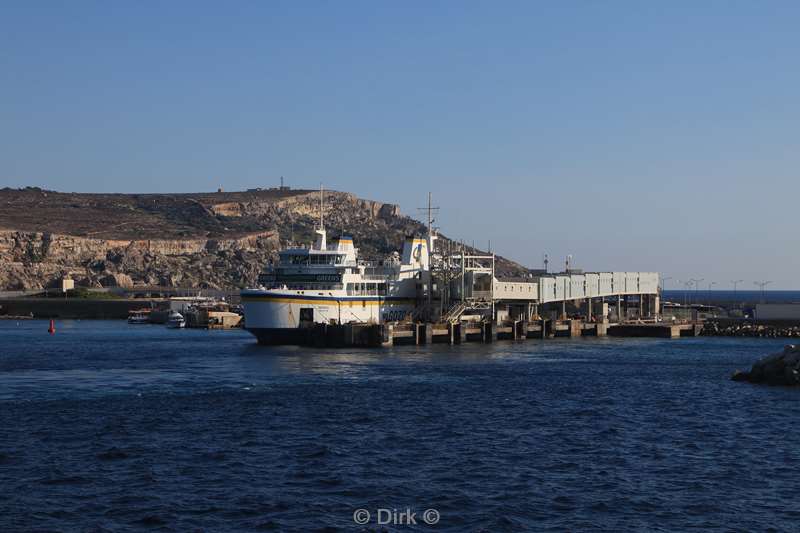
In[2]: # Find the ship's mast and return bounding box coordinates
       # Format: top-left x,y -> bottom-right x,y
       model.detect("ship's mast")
315,183 -> 326,250
418,192 -> 439,318
427,192 -> 432,244
426,192 -> 433,316
419,191 -> 439,256
319,183 -> 324,231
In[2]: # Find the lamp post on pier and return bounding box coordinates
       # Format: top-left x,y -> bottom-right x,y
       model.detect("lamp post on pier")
754,281 -> 772,304
731,279 -> 744,307
707,281 -> 716,302
661,276 -> 672,295
689,278 -> 703,305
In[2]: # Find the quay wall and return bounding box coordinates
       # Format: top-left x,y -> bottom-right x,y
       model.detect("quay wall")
0,298 -> 156,319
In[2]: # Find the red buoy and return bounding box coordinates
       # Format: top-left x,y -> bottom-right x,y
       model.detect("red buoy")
48,319 -> 56,335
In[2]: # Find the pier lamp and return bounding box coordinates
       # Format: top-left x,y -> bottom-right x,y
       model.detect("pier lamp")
731,280 -> 744,307
707,281 -> 716,300
754,281 -> 772,304
681,280 -> 691,308
661,276 -> 672,294
689,278 -> 703,305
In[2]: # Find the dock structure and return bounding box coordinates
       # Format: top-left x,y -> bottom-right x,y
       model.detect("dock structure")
288,250 -> 679,347
429,246 -> 661,326
296,316 -> 700,348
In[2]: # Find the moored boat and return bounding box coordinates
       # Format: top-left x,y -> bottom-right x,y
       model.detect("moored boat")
166,311 -> 186,329
241,188 -> 432,344
127,309 -> 150,324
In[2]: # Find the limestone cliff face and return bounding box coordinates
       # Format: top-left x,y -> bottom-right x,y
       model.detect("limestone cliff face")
0,230 -> 278,290
0,188 -> 420,290
0,187 -> 527,290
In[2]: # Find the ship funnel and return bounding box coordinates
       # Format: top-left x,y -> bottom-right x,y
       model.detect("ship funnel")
314,228 -> 327,250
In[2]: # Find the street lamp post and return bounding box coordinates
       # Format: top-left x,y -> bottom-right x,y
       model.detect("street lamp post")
689,278 -> 704,305
731,279 -> 744,307
707,281 -> 716,301
682,280 -> 691,311
754,281 -> 772,304
661,276 -> 672,295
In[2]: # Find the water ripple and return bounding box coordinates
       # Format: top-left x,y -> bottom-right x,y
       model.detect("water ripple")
2,321 -> 800,531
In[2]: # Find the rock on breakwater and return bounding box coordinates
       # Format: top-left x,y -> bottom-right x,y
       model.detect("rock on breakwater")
703,320 -> 800,338
732,345 -> 800,386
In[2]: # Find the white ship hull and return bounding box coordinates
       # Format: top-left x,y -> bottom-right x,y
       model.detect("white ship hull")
242,290 -> 415,343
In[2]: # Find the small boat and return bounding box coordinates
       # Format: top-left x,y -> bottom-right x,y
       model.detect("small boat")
127,310 -> 150,324
166,311 -> 186,329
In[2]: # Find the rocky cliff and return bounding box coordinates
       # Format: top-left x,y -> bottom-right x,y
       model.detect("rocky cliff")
0,187 -> 527,290
0,229 -> 279,290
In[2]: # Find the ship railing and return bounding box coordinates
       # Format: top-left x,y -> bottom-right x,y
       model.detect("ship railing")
360,274 -> 398,281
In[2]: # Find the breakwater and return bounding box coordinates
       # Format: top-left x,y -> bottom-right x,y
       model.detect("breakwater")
702,319 -> 800,338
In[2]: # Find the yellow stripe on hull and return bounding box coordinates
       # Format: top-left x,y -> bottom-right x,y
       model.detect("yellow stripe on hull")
241,296 -> 415,305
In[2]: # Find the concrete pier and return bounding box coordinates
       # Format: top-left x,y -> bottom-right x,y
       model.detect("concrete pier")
253,315 -> 703,347
237,267 -> 672,348
608,323 -> 701,339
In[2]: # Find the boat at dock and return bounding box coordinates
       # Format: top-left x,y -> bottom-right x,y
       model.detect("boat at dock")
241,190 -> 430,344
184,301 -> 242,329
166,311 -> 186,329
127,309 -> 150,324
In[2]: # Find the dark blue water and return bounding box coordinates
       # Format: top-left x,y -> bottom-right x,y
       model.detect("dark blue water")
2,321 -> 800,532
663,289 -> 800,305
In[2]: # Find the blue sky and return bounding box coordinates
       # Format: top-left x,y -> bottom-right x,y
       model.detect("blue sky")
1,1 -> 799,287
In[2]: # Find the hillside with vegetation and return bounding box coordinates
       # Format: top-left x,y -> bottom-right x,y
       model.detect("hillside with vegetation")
0,187 -> 528,291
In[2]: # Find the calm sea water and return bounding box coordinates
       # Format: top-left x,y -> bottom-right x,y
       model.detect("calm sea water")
1,321 -> 800,532
662,289 -> 800,305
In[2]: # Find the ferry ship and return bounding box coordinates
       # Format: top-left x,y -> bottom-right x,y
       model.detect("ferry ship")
241,195 -> 433,344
